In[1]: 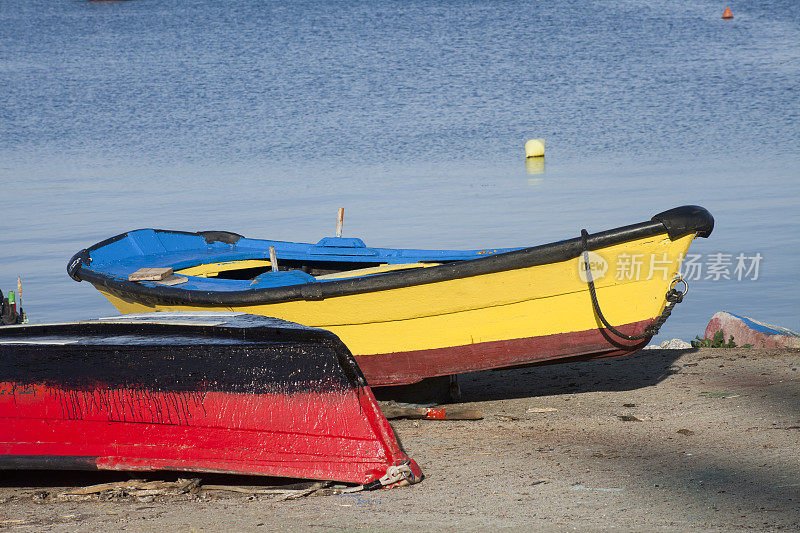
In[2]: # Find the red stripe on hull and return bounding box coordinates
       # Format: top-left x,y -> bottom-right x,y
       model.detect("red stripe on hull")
0,384 -> 418,484
356,320 -> 651,386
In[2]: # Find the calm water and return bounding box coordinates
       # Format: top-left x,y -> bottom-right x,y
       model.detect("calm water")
2,0 -> 798,341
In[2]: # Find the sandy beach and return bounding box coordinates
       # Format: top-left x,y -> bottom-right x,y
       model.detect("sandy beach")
2,347 -> 798,531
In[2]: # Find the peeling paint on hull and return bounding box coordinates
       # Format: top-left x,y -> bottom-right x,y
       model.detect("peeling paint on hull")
0,314 -> 421,484
0,385 -> 411,484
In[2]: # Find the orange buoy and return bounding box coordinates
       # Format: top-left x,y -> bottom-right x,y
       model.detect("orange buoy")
722,6 -> 733,19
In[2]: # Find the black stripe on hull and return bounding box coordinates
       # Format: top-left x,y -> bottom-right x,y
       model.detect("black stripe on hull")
1,321 -> 366,395
0,456 -> 98,471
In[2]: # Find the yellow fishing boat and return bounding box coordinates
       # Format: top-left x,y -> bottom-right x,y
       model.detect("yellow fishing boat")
68,205 -> 713,386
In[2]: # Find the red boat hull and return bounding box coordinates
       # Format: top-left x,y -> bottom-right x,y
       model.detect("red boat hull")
358,320 -> 651,386
0,315 -> 421,485
0,385 -> 413,484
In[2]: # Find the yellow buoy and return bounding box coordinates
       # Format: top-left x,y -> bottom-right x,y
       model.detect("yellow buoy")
524,138 -> 545,158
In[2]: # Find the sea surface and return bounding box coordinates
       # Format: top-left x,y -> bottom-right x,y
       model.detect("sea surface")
1,0 -> 798,342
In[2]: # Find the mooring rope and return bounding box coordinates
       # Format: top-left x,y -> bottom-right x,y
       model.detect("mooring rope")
580,229 -> 686,342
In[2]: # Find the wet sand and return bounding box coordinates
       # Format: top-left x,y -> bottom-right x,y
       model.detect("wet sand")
2,347 -> 799,531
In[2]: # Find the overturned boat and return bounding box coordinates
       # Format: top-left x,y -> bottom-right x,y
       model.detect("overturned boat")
0,312 -> 421,486
68,206 -> 714,386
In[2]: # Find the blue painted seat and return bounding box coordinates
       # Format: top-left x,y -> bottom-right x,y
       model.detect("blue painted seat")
249,270 -> 317,289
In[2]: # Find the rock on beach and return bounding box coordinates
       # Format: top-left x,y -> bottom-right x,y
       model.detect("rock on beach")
704,311 -> 800,348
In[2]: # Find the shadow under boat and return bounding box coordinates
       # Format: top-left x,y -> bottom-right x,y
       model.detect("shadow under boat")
374,347 -> 690,404
459,348 -> 692,403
